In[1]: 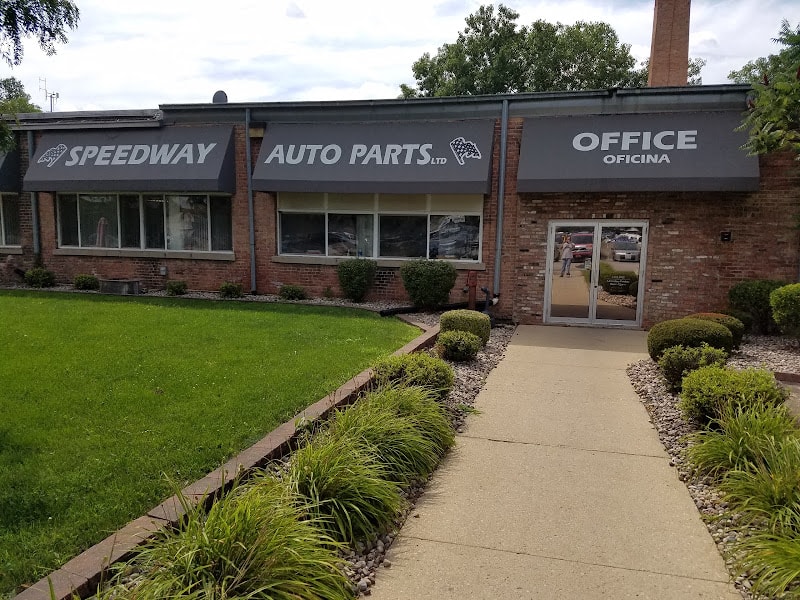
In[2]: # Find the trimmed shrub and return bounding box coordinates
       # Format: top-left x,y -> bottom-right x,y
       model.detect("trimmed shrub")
437,330 -> 481,362
440,309 -> 491,345
24,267 -> 55,288
219,281 -> 244,298
599,267 -> 638,295
770,283 -> 800,338
73,274 -> 99,291
337,258 -> 377,302
279,284 -> 308,300
686,312 -> 745,348
722,308 -> 754,334
657,343 -> 727,392
679,365 -> 790,426
728,279 -> 788,334
371,352 -> 454,401
647,317 -> 733,361
165,280 -> 187,296
399,259 -> 457,309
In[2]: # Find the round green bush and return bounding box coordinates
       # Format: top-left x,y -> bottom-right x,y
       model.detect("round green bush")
679,365 -> 790,426
371,352 -> 454,401
337,258 -> 377,302
24,267 -> 56,288
165,280 -> 188,296
647,318 -> 733,361
721,308 -> 754,333
728,279 -> 788,335
770,283 -> 800,338
279,284 -> 308,300
437,330 -> 481,362
657,343 -> 727,392
399,260 -> 458,309
219,281 -> 244,298
686,312 -> 745,348
73,274 -> 99,291
440,309 -> 490,345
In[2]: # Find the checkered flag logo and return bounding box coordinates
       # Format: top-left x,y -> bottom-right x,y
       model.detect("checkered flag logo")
449,136 -> 482,166
38,144 -> 68,167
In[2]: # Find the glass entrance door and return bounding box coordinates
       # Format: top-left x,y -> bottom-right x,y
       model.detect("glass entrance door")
545,221 -> 646,326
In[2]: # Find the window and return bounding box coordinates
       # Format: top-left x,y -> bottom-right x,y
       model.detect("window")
0,194 -> 21,246
57,193 -> 232,252
277,193 -> 482,261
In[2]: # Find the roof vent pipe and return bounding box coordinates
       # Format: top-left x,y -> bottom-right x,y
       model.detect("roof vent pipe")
492,99 -> 509,298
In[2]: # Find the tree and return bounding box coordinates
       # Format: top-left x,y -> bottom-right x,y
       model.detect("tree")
736,20 -> 800,160
0,0 -> 80,66
399,3 -> 703,98
0,76 -> 40,149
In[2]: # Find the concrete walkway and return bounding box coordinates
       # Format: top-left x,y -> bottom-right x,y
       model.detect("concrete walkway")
371,325 -> 739,600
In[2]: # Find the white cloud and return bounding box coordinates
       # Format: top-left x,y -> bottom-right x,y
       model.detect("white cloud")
5,0 -> 795,112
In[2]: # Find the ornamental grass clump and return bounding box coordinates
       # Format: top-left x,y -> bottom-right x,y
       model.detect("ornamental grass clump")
440,309 -> 490,345
720,436 -> 800,533
371,352 -> 454,401
365,385 -> 455,459
678,365 -> 789,426
685,403 -> 799,477
97,477 -> 352,600
325,395 -> 441,484
284,434 -> 405,544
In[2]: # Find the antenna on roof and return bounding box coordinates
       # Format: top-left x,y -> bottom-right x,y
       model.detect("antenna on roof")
39,77 -> 60,112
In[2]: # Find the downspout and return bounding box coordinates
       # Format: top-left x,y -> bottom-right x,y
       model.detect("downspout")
492,99 -> 509,295
27,131 -> 41,261
245,108 -> 257,294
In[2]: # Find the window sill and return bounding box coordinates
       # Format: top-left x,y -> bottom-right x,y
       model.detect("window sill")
272,255 -> 485,270
0,247 -> 23,255
53,248 -> 235,261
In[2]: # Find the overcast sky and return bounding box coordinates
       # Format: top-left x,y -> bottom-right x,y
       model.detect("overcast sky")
5,0 -> 797,113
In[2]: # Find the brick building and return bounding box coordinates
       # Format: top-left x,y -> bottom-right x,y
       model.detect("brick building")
1,85 -> 798,328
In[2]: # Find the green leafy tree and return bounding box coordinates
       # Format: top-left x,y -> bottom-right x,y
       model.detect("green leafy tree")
736,20 -> 800,160
400,3 -> 703,98
0,0 -> 80,66
0,76 -> 40,150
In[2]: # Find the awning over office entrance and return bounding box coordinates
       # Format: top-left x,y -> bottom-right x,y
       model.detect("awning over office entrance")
0,150 -> 20,192
517,111 -> 759,192
252,120 -> 495,194
23,126 -> 235,193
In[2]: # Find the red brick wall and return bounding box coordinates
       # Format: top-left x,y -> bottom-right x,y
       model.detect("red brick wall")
648,0 -> 691,87
511,151 -> 800,327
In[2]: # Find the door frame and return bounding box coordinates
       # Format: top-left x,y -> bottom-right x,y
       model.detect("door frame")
544,220 -> 648,327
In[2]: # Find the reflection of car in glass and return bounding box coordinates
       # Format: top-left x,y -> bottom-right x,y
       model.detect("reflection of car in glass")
569,232 -> 594,262
612,241 -> 641,262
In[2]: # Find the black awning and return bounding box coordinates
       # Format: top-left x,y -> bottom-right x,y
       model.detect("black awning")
0,150 -> 20,193
252,120 -> 495,194
23,126 -> 235,193
517,111 -> 759,193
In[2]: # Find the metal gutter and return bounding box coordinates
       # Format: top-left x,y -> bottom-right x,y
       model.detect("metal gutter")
493,99 -> 508,297
245,108 -> 257,294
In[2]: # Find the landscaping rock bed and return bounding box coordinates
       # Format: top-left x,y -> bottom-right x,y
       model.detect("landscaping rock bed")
627,334 -> 800,600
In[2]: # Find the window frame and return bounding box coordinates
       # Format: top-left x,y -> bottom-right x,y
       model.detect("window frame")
0,193 -> 22,247
276,192 -> 483,262
56,192 -> 233,253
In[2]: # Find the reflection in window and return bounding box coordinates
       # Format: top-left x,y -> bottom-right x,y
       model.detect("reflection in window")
379,215 -> 427,258
429,215 -> 480,260
56,193 -> 232,252
0,195 -> 21,246
280,213 -> 325,255
328,214 -> 373,257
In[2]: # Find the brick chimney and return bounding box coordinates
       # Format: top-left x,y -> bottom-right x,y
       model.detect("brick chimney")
647,0 -> 691,86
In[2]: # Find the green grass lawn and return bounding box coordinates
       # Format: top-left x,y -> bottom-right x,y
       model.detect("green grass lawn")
0,290 -> 418,596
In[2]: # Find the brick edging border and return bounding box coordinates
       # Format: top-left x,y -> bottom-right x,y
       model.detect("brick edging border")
14,315 -> 439,600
